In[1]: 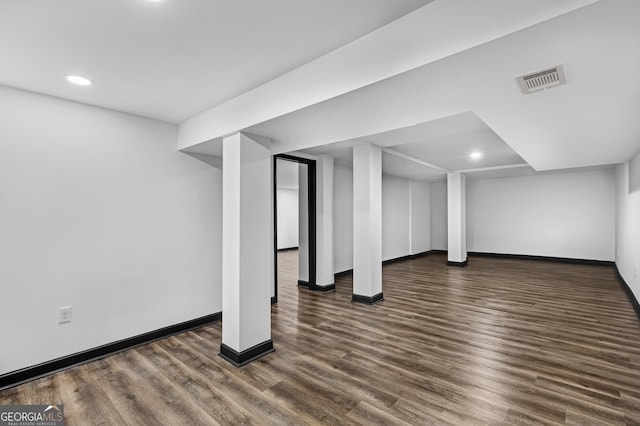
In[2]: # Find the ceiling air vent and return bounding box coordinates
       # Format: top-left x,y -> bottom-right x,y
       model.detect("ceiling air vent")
516,64 -> 567,94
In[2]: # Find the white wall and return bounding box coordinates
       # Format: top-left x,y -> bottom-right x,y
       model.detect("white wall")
333,166 -> 353,273
0,85 -> 222,375
631,152 -> 640,194
380,176 -> 433,260
410,181 -> 431,254
467,168 -> 615,261
276,188 -> 298,249
333,166 -> 433,271
616,157 -> 640,301
431,182 -> 448,250
382,176 -> 410,261
335,165 -> 616,278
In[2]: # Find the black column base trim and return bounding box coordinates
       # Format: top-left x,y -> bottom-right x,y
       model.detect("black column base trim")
219,340 -> 275,367
352,292 -> 384,305
297,280 -> 309,288
309,283 -> 336,292
271,296 -> 277,305
615,266 -> 640,321
0,312 -> 222,391
447,260 -> 468,267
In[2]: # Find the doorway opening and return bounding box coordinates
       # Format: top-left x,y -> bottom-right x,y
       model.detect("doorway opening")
273,154 -> 316,304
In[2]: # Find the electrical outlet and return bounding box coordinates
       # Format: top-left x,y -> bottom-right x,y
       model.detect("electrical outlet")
58,306 -> 72,324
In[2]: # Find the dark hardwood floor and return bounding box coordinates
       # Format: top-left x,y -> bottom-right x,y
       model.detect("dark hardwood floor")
2,251 -> 640,425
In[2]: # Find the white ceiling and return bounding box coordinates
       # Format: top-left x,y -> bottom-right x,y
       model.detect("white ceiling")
3,0 -> 639,183
177,0 -> 599,150
297,112 -> 527,181
242,0 -> 640,178
0,0 -> 432,123
387,130 -> 525,171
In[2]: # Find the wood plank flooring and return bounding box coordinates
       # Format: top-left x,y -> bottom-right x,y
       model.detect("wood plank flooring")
2,252 -> 640,425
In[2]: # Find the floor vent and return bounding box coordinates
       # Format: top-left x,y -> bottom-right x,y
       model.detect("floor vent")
516,64 -> 567,94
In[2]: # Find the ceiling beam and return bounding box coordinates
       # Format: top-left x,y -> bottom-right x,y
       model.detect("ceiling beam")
458,163 -> 530,173
383,148 -> 449,172
177,0 -> 598,151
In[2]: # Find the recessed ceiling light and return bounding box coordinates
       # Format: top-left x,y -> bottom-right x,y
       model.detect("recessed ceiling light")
470,151 -> 483,160
65,75 -> 93,86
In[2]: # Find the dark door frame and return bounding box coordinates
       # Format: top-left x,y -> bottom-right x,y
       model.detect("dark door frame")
273,154 -> 317,304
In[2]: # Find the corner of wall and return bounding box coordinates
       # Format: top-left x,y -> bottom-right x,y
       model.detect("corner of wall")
615,160 -> 640,307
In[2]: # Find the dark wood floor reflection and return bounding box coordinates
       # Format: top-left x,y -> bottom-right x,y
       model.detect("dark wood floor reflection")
2,251 -> 640,425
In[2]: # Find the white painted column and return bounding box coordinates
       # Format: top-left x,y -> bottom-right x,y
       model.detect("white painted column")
298,163 -> 310,286
447,172 -> 468,266
220,132 -> 274,366
315,155 -> 335,290
352,144 -> 384,304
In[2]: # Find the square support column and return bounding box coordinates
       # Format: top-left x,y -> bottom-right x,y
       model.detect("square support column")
352,144 -> 383,304
447,172 -> 468,266
315,155 -> 335,291
220,133 -> 274,366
